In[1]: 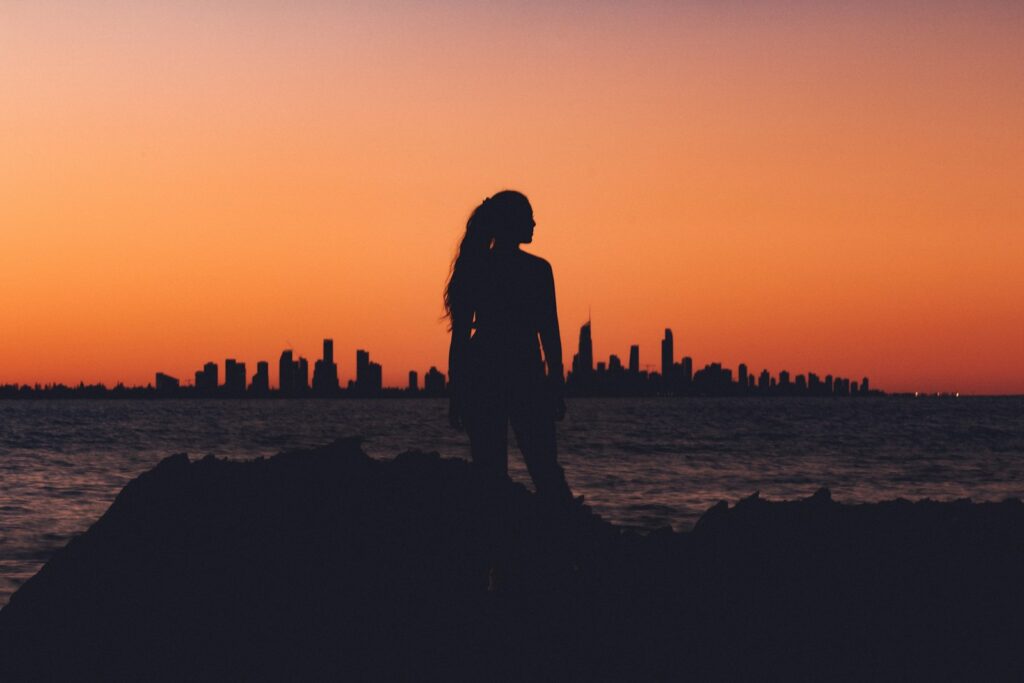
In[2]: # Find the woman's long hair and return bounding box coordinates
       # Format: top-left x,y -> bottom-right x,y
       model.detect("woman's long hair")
444,190 -> 531,324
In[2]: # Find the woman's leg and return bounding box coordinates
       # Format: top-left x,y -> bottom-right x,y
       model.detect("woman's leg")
467,410 -> 509,479
510,408 -> 572,503
466,367 -> 510,478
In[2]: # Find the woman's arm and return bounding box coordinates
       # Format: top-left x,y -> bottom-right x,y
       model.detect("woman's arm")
447,308 -> 472,430
538,262 -> 567,420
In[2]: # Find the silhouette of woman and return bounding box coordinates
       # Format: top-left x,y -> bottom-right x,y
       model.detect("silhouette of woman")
446,191 -> 574,503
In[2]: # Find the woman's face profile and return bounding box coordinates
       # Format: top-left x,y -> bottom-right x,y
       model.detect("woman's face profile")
511,204 -> 536,244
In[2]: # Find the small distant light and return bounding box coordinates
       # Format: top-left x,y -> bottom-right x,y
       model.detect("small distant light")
955,392 -> 960,398
914,391 -> 919,397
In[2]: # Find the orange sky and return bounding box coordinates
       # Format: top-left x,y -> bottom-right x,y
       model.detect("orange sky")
2,1 -> 1022,394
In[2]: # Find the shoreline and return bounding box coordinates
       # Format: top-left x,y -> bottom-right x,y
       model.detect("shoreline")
3,439 -> 1022,679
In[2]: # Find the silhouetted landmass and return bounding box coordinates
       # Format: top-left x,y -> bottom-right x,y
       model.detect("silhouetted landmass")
1,440 -> 1021,680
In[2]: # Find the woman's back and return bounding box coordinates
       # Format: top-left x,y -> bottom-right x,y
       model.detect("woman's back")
470,250 -> 552,369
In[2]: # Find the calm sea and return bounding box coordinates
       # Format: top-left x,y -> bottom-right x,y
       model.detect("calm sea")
2,396 -> 1023,606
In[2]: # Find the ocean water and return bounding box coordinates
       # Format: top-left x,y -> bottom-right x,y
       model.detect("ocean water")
2,396 -> 1023,606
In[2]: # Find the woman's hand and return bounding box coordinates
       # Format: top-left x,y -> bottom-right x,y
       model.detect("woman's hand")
449,381 -> 469,431
552,395 -> 567,422
547,376 -> 567,421
448,395 -> 464,431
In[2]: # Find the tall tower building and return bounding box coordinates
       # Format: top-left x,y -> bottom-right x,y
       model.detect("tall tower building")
313,338 -> 340,395
251,361 -> 270,394
279,350 -> 294,395
628,345 -> 640,374
296,357 -> 309,392
224,359 -> 246,396
577,321 -> 593,374
356,349 -> 370,391
354,350 -> 381,394
661,329 -> 674,380
368,362 -> 383,393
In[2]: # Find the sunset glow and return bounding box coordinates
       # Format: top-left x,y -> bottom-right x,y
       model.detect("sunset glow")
2,1 -> 1022,394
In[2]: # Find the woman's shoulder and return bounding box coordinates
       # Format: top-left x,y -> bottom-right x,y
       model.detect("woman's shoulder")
515,251 -> 553,273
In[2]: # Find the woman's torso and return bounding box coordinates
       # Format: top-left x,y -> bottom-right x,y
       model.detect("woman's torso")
468,250 -> 547,374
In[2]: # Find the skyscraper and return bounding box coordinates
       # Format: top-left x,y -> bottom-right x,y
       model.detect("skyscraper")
629,345 -> 639,374
198,361 -> 218,395
194,362 -> 218,394
661,329 -> 674,380
681,356 -> 693,384
224,359 -> 246,396
424,366 -> 446,395
279,350 -> 294,395
368,362 -> 382,393
408,370 -> 419,392
577,321 -> 593,375
354,349 -> 381,394
251,361 -> 270,395
296,357 -> 309,393
356,349 -> 369,378
356,349 -> 370,393
313,338 -> 339,395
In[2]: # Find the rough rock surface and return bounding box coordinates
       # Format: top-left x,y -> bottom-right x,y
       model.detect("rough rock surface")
1,438 -> 1022,681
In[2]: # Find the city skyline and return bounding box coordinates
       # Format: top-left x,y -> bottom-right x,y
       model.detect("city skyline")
0,318 -> 1000,395
1,323 -> 897,398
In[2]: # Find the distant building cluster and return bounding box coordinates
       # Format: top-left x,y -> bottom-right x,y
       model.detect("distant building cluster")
567,322 -> 882,397
148,339 -> 448,398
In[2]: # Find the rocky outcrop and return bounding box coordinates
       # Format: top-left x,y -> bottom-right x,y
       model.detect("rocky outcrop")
1,438 -> 1022,681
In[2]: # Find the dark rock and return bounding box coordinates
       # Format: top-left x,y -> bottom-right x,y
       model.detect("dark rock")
1,439 -> 1022,681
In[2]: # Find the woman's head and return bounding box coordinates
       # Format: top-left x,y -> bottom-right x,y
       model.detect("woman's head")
444,190 -> 535,321
472,190 -> 535,247
491,190 -> 535,245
